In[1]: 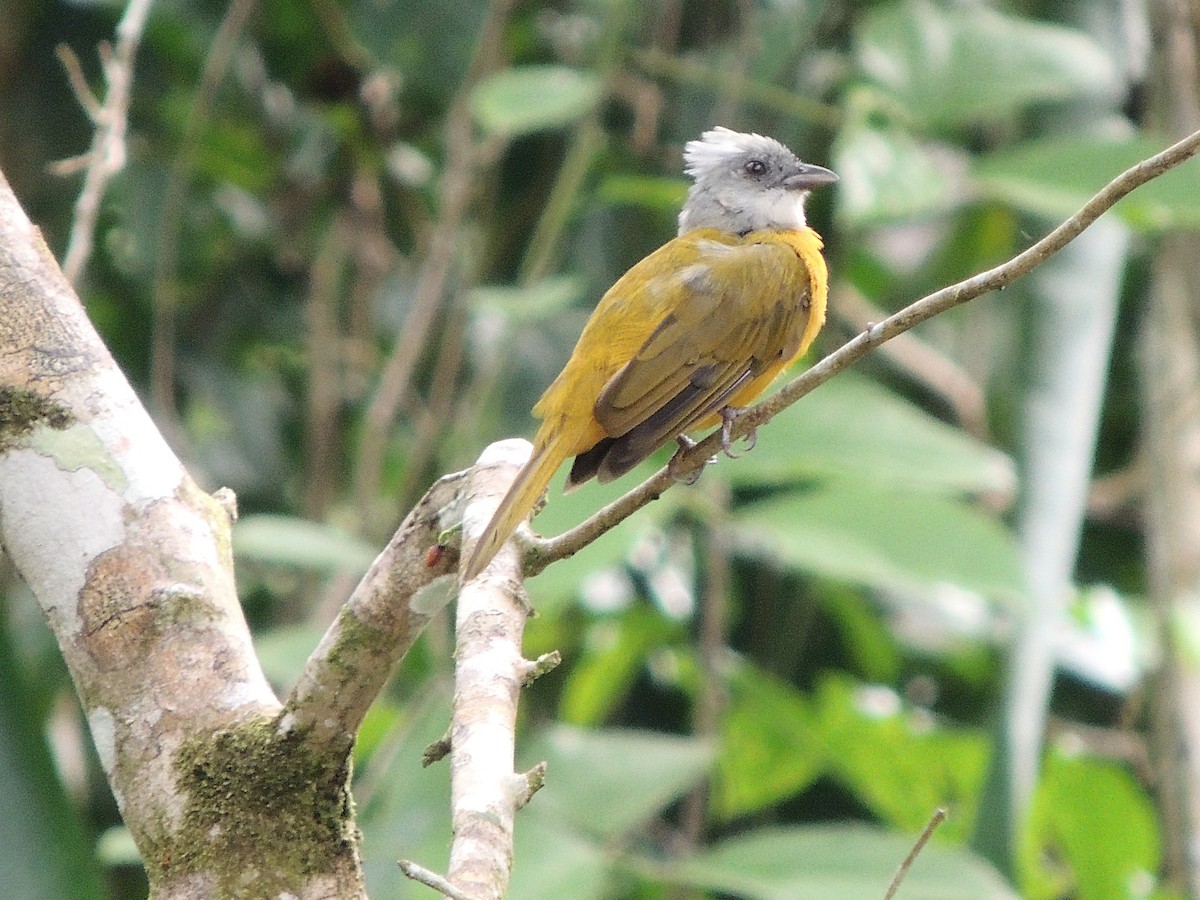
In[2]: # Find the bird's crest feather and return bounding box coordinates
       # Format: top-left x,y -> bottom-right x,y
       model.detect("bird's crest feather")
683,126 -> 793,177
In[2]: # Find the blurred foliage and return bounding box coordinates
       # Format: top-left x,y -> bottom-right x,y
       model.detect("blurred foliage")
0,0 -> 1187,897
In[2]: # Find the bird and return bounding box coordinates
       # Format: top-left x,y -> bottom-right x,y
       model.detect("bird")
461,126 -> 836,581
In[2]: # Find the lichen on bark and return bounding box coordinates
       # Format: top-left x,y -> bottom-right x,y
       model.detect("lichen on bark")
0,384 -> 73,453
157,718 -> 360,895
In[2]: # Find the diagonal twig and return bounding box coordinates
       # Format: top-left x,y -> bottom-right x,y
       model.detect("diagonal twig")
525,127 -> 1200,575
884,808 -> 948,900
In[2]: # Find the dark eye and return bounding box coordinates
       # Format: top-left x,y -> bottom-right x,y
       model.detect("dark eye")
744,159 -> 768,177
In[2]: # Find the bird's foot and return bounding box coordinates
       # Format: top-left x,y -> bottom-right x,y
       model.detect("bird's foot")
720,407 -> 756,458
668,434 -> 708,485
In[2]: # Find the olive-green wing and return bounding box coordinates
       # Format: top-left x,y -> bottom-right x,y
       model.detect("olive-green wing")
580,238 -> 812,483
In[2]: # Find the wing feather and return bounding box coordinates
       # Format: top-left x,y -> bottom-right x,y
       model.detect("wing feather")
587,236 -> 815,480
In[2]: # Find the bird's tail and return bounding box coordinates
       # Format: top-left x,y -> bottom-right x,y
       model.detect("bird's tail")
460,436 -> 565,582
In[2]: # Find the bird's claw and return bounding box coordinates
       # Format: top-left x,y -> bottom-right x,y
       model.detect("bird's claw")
720,407 -> 756,458
669,434 -> 708,484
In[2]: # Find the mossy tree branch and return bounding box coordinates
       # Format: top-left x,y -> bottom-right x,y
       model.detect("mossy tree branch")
0,165 -> 374,899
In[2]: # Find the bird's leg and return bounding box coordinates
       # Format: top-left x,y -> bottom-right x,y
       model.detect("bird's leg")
668,434 -> 706,484
719,406 -> 757,458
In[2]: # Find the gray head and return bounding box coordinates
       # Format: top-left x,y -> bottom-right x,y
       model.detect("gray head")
677,126 -> 837,235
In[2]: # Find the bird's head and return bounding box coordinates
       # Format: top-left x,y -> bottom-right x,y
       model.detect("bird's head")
677,126 -> 837,235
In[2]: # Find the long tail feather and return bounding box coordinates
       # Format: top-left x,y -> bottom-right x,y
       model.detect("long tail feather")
460,437 -> 566,581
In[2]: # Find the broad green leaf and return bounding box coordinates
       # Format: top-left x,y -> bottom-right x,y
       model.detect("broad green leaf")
347,0 -> 487,105
732,479 -> 1025,601
558,607 -> 680,725
813,676 -> 987,840
857,0 -> 1119,129
232,514 -> 377,573
470,66 -> 603,138
822,583 -> 904,682
1018,751 -> 1160,900
522,726 -> 714,840
527,466 -> 685,613
469,275 -> 586,321
510,812 -> 613,900
359,682 -> 455,899
729,373 -> 1014,495
659,824 -> 1018,899
596,175 -> 689,212
95,827 -> 140,867
158,95 -> 279,192
714,664 -> 822,820
0,619 -> 106,899
833,114 -> 962,225
975,133 -> 1200,230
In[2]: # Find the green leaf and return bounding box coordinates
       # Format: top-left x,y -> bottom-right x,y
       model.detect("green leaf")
159,97 -> 279,192
833,113 -> 962,225
469,275 -> 587,321
713,664 -> 823,820
729,373 -> 1014,495
526,467 -> 685,613
660,824 -> 1018,899
251,623 -> 326,690
1018,750 -> 1160,900
857,0 -> 1119,129
523,726 -> 714,841
232,514 -> 377,574
0,620 -> 106,899
813,676 -> 988,840
822,584 -> 904,682
596,175 -> 689,213
510,813 -> 613,900
95,827 -> 140,867
732,480 -> 1024,601
359,682 -> 455,898
559,607 -> 680,725
975,133 -> 1200,230
470,66 -> 603,137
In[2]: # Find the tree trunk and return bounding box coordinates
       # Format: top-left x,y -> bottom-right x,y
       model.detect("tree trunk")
0,170 -> 367,897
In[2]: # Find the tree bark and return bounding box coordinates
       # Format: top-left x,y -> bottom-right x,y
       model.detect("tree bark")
0,170 -> 367,897
1142,1 -> 1200,894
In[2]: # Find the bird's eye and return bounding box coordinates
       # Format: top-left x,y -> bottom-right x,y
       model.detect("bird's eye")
744,159 -> 768,177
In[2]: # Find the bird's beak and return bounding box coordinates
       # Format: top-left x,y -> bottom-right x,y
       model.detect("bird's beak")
784,162 -> 838,190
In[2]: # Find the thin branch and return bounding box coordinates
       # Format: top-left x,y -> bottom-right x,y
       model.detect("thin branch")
448,439 -> 540,899
150,0 -> 256,424
304,216 -> 350,521
518,650 -> 562,686
398,860 -> 482,900
678,481 -> 731,848
525,126 -> 1200,575
55,45 -> 102,121
832,285 -> 989,438
631,47 -> 842,130
57,0 -> 155,285
883,808 -> 947,900
353,0 -> 516,513
280,471 -> 465,750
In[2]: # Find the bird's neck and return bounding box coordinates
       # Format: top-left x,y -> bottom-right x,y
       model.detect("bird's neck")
677,188 -> 809,236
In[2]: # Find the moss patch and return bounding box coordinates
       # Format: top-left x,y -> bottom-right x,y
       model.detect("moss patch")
0,385 -> 72,453
158,719 -> 357,895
